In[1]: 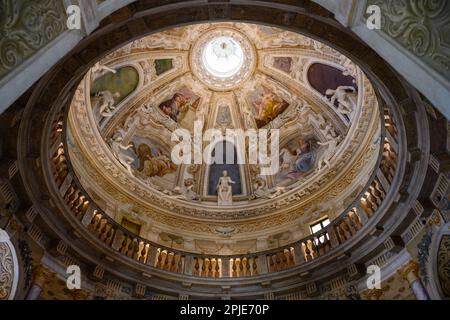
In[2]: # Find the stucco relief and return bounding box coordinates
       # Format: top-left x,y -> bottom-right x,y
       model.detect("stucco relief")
367,0 -> 450,81
0,0 -> 67,79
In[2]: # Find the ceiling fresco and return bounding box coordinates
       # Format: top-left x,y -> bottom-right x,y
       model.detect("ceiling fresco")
66,22 -> 381,253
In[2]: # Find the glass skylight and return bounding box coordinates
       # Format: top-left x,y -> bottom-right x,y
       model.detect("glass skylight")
202,36 -> 244,78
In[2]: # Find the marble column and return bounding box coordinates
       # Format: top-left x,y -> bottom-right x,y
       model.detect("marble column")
398,260 -> 430,300
25,265 -> 54,300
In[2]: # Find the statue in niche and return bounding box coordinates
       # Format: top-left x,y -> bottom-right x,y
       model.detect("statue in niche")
135,143 -> 176,177
95,90 -> 121,117
109,134 -> 135,175
91,62 -> 116,79
217,170 -> 235,205
317,133 -> 342,170
325,86 -> 357,115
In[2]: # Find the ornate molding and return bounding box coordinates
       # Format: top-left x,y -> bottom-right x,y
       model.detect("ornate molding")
367,0 -> 450,82
0,0 -> 67,79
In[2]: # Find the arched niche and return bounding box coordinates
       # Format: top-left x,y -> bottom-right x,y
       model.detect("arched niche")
91,66 -> 139,105
207,141 -> 243,196
307,62 -> 356,96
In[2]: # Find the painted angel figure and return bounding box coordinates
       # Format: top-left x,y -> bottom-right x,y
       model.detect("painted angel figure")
317,134 -> 341,170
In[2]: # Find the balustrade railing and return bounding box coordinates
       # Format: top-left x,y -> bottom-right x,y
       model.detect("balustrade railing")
231,256 -> 258,277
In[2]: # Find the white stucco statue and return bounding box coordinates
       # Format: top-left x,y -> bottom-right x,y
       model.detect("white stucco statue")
217,170 -> 235,205
253,177 -> 271,199
123,112 -> 141,132
96,90 -> 120,117
317,134 -> 341,170
110,135 -> 135,175
325,86 -> 357,115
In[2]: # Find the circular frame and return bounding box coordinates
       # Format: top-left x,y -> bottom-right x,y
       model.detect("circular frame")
190,27 -> 256,91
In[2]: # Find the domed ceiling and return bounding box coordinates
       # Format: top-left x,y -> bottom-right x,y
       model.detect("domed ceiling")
67,23 -> 381,254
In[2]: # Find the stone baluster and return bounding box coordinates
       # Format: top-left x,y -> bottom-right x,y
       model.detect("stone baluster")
398,260 -> 430,300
